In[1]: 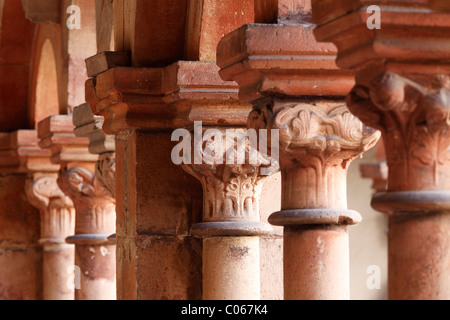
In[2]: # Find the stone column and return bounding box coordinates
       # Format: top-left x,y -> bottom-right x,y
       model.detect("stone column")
73,103 -> 116,218
217,1 -> 380,299
84,0 -> 291,300
9,128 -> 77,301
312,0 -> 450,299
86,59 -> 262,299
0,130 -> 71,300
26,173 -> 75,300
38,115 -> 116,300
182,128 -> 276,300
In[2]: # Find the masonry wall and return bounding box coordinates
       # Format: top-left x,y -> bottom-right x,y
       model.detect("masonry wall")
0,174 -> 42,300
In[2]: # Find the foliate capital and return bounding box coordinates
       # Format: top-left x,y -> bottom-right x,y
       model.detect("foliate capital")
249,99 -> 380,169
348,72 -> 450,191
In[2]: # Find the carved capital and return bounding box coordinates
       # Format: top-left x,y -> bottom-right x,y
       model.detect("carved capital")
249,99 -> 380,210
73,104 -> 116,197
25,174 -> 75,243
348,72 -> 450,191
58,166 -> 115,238
182,128 -> 276,236
96,153 -> 116,197
185,164 -> 266,222
272,102 -> 378,167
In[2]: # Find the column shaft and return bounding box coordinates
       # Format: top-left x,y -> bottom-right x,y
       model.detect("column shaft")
312,0 -> 450,299
216,4 -> 380,298
203,237 -> 261,300
38,115 -> 116,300
284,225 -> 349,299
42,241 -> 74,300
61,164 -> 116,300
388,213 -> 450,299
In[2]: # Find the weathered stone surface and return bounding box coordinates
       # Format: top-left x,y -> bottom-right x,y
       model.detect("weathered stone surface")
21,0 -> 60,24
85,51 -> 131,78
0,130 -> 58,174
313,0 -> 450,70
38,114 -> 116,300
38,115 -> 98,164
132,236 -> 202,300
248,101 -> 379,211
312,0 -> 450,300
217,24 -> 355,102
114,131 -> 203,300
0,0 -> 36,132
26,173 -> 75,300
217,3 -> 380,300
182,127 -> 277,300
0,174 -> 42,300
86,61 -> 249,134
73,104 -> 115,155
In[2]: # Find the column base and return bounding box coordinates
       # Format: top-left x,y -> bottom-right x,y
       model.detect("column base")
269,209 -> 362,226
191,221 -> 273,237
372,191 -> 450,215
66,234 -> 113,245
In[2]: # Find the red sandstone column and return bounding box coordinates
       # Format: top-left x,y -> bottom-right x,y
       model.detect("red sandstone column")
312,0 -> 450,299
73,103 -> 116,225
217,2 -> 380,299
0,130 -> 75,300
38,115 -> 116,300
182,128 -> 276,300
84,0 -> 266,300
86,59 -> 266,299
26,172 -> 75,300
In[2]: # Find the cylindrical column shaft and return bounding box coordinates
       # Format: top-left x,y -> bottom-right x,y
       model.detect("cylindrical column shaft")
311,0 -> 450,300
26,175 -> 76,300
60,165 -> 117,300
42,243 -> 75,300
284,225 -> 349,300
73,243 -> 116,300
183,127 -> 276,300
262,101 -> 378,300
388,212 -> 450,300
203,236 -> 261,300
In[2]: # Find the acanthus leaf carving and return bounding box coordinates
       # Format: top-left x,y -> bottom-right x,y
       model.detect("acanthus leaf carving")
259,102 -> 380,171
96,153 -> 116,197
347,71 -> 450,190
247,100 -> 380,209
183,128 -> 278,222
58,166 -> 115,202
58,166 -> 116,235
26,175 -> 73,212
185,163 -> 265,222
25,175 -> 75,241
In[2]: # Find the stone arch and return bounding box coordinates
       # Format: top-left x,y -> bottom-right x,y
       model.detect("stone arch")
28,24 -> 66,128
